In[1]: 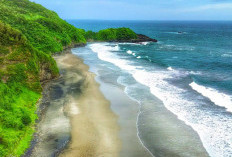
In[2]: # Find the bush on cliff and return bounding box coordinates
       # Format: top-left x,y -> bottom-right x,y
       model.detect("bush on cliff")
0,0 -> 138,156
0,0 -> 86,53
0,0 -> 86,156
85,27 -> 138,41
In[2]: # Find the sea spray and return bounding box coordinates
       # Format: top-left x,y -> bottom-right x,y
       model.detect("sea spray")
89,42 -> 232,157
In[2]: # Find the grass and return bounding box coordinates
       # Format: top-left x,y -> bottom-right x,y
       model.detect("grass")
0,83 -> 40,156
0,0 -> 139,156
85,27 -> 138,41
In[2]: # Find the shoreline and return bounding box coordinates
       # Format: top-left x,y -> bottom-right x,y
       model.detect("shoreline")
25,47 -> 153,157
73,44 -> 210,157
94,76 -> 152,157
24,51 -> 122,157
56,53 -> 121,157
25,44 -> 209,157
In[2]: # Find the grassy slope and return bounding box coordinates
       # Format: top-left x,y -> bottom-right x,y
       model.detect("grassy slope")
0,0 -> 86,53
0,0 -> 86,156
0,0 -> 138,156
85,28 -> 138,41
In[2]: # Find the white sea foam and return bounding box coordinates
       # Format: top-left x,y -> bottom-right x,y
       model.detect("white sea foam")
141,42 -> 150,45
119,42 -> 138,45
90,43 -> 136,72
189,71 -> 202,75
159,44 -> 195,51
167,67 -> 173,71
137,56 -> 141,59
190,82 -> 232,112
222,54 -> 232,58
89,42 -> 232,157
119,42 -> 150,46
127,50 -> 133,54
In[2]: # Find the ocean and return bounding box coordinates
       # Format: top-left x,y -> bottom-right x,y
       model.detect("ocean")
69,20 -> 232,157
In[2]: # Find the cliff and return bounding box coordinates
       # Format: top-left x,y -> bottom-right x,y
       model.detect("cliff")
85,28 -> 158,43
0,1 -> 157,156
0,0 -> 86,156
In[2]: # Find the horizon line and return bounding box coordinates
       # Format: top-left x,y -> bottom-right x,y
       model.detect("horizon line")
65,19 -> 232,22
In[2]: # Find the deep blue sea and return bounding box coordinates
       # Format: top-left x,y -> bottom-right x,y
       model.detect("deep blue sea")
68,20 -> 232,157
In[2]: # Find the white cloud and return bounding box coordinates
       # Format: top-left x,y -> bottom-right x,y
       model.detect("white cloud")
180,3 -> 232,12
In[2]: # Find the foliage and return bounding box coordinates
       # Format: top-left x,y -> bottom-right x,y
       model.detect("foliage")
0,82 -> 40,156
0,0 -> 86,156
0,0 -> 86,53
85,28 -> 138,41
0,0 -> 138,156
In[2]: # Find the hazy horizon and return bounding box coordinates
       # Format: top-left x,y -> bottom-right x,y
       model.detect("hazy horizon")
66,19 -> 232,21
31,0 -> 232,21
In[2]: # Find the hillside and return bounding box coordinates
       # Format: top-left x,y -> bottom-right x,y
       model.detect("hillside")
0,0 -> 86,52
0,0 -> 142,156
0,0 -> 86,156
85,28 -> 138,41
85,28 -> 158,43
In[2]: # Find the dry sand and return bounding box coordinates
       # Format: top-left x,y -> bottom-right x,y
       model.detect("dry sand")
55,53 -> 121,157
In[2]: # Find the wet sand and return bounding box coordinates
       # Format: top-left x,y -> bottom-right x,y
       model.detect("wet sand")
72,45 -> 210,157
26,52 -> 152,157
27,50 -> 209,157
55,53 -> 121,157
95,77 -> 152,157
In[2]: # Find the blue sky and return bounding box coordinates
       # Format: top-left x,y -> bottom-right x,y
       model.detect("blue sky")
32,0 -> 232,20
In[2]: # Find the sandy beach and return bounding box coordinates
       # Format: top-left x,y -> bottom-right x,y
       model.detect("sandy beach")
55,53 -> 121,157
27,49 -> 209,157
27,51 -> 152,157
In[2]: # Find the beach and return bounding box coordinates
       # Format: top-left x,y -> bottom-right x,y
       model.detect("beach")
72,44 -> 210,157
57,53 -> 121,157
26,51 -> 152,157
27,48 -> 209,157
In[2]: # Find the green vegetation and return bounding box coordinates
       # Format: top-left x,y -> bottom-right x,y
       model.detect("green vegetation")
0,0 -> 86,156
85,28 -> 138,42
0,0 -> 138,156
0,0 -> 86,53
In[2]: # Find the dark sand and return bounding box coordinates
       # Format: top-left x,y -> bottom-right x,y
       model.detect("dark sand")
96,72 -> 209,157
95,77 -> 152,157
57,54 -> 121,157
26,51 -> 209,157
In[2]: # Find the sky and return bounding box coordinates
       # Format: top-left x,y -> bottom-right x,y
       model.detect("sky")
31,0 -> 232,20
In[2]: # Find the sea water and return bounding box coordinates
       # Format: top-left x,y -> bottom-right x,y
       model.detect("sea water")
70,20 -> 232,157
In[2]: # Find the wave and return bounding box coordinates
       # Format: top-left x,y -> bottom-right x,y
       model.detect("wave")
89,42 -> 232,157
141,42 -> 150,45
190,82 -> 232,112
119,42 -> 147,46
90,43 -> 136,71
127,50 -> 133,54
222,54 -> 232,58
167,67 -> 173,71
159,44 -> 195,51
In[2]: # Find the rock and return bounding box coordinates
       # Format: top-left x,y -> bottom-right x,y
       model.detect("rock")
39,64 -> 53,82
133,34 -> 158,43
111,34 -> 158,43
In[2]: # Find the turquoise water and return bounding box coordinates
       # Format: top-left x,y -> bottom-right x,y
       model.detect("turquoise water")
69,20 -> 232,157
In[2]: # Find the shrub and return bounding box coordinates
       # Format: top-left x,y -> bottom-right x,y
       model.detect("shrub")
85,28 -> 137,42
